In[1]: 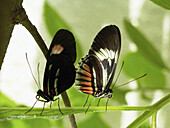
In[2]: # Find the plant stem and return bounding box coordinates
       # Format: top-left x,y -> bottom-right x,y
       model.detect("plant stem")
152,112 -> 157,128
19,7 -> 48,58
127,93 -> 170,128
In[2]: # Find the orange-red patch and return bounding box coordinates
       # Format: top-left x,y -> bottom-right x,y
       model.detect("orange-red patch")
80,82 -> 92,86
80,76 -> 91,81
83,64 -> 91,72
82,90 -> 93,94
80,87 -> 93,91
82,70 -> 92,77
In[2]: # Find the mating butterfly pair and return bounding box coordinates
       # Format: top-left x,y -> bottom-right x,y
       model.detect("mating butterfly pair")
26,25 -> 121,115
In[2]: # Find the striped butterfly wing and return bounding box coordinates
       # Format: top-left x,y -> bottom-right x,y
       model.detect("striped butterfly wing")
43,29 -> 76,99
76,25 -> 121,97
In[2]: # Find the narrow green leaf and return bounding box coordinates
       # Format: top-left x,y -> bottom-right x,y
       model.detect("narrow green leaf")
0,91 -> 17,107
112,89 -> 128,105
43,1 -> 70,37
124,19 -> 169,70
150,0 -> 170,10
43,1 -> 83,63
123,52 -> 166,89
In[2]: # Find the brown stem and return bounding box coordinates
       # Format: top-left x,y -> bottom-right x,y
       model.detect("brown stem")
0,0 -> 23,70
61,92 -> 77,128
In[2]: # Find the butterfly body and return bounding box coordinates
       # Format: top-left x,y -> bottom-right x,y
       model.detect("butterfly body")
76,25 -> 121,100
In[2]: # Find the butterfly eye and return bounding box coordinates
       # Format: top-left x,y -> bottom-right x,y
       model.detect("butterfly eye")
36,95 -> 40,100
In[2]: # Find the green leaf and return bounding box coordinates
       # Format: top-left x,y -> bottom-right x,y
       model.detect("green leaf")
43,1 -> 70,36
78,113 -> 111,128
123,52 -> 166,89
124,19 -> 169,70
43,1 -> 83,63
0,120 -> 12,128
112,89 -> 128,105
0,91 -> 17,107
24,119 -> 52,128
150,0 -> 170,10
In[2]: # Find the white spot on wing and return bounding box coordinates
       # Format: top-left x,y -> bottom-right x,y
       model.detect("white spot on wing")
50,44 -> 64,56
54,69 -> 60,90
93,48 -> 116,61
114,51 -> 119,63
49,64 -> 52,70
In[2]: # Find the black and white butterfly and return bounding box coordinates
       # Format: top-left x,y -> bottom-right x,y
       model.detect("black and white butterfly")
76,25 -> 121,112
26,29 -> 76,115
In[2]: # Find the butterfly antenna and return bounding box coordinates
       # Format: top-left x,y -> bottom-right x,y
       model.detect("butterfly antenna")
111,61 -> 124,90
85,97 -> 96,114
37,63 -> 41,89
25,99 -> 38,114
115,73 -> 147,89
83,95 -> 90,107
25,53 -> 41,89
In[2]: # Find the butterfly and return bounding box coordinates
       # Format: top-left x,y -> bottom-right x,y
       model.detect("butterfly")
75,25 -> 121,112
26,29 -> 77,115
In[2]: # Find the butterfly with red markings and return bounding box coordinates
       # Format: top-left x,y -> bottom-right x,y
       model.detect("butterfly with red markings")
26,29 -> 76,115
76,25 -> 121,112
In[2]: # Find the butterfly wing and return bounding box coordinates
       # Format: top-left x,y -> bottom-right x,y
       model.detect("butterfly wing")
76,25 -> 121,97
43,29 -> 76,98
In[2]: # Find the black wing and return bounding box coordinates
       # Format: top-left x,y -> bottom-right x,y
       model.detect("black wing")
76,25 -> 121,96
43,29 -> 76,96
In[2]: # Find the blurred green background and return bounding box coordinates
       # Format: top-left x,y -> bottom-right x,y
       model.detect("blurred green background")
0,0 -> 170,128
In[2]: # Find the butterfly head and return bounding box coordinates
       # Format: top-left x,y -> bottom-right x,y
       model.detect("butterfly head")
107,89 -> 113,98
36,89 -> 51,102
95,88 -> 113,98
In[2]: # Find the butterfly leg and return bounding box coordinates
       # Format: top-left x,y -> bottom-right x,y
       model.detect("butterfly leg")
83,95 -> 90,107
97,98 -> 102,106
58,98 -> 64,115
25,99 -> 38,114
85,97 -> 96,114
50,101 -> 52,108
40,102 -> 46,116
105,97 -> 110,112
